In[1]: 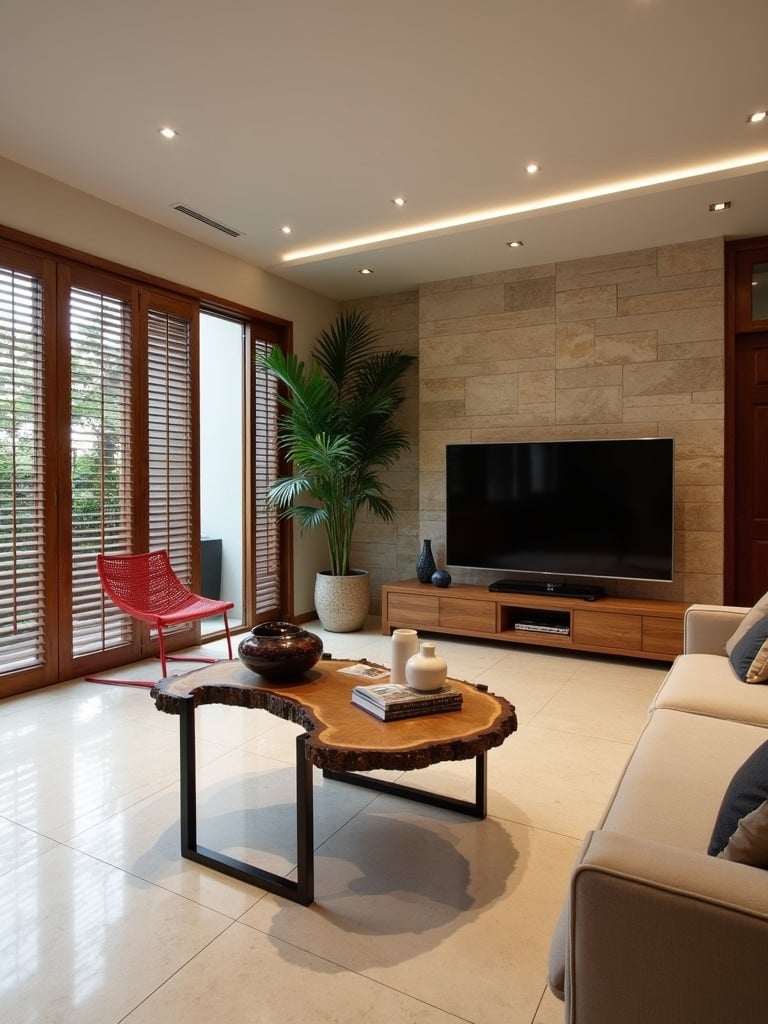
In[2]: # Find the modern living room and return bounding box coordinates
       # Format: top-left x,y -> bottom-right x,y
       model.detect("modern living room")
2,3 -> 768,1023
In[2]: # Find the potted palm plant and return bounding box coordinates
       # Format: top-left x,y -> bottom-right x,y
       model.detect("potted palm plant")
259,309 -> 416,631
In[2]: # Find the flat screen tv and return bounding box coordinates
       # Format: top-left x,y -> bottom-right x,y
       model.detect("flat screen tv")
445,438 -> 674,584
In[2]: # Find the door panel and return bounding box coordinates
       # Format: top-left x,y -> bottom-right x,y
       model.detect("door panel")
733,331 -> 768,604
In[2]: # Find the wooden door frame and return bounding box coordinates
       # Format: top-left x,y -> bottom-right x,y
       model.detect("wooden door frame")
724,235 -> 768,603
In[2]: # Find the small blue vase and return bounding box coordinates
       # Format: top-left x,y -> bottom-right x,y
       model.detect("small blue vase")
432,569 -> 452,588
416,539 -> 437,583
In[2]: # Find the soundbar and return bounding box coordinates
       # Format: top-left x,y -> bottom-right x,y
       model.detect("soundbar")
489,580 -> 605,601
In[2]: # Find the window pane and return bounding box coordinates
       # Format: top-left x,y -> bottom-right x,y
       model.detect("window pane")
69,286 -> 133,657
752,262 -> 768,321
0,265 -> 46,673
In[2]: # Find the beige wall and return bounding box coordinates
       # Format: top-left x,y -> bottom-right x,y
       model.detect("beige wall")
354,238 -> 725,607
0,156 -> 338,616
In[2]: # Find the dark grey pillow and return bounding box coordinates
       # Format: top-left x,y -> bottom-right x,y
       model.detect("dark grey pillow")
728,613 -> 768,683
709,739 -> 768,856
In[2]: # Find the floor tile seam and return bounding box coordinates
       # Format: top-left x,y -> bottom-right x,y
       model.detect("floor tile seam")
513,721 -> 638,751
58,776 -> 183,844
531,980 -> 555,1024
58,838 -> 257,921
484,809 -> 590,846
222,918 -> 476,1023
523,676 -> 576,727
115,917 -> 242,1024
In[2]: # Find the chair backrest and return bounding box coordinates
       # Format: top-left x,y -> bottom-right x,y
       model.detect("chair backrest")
97,550 -> 193,617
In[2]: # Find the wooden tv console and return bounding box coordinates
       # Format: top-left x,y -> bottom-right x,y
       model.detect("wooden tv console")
381,580 -> 690,662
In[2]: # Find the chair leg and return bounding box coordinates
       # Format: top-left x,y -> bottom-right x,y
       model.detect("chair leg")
157,625 -> 169,678
223,610 -> 233,660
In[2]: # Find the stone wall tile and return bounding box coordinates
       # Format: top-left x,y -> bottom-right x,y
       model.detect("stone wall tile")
420,284 -> 505,322
658,237 -> 723,276
595,331 -> 657,364
557,365 -> 622,389
556,386 -> 622,423
618,270 -> 722,296
472,265 -> 555,286
659,340 -> 722,361
556,248 -> 657,290
421,377 -> 465,403
520,370 -> 555,406
556,285 -> 617,322
623,357 -> 722,397
618,286 -> 722,316
556,321 -> 595,367
505,277 -> 556,312
465,375 -> 520,415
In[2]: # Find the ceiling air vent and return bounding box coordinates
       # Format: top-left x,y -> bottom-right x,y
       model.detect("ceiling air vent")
171,204 -> 243,238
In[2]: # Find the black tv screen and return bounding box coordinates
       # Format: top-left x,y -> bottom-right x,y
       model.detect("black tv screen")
446,438 -> 674,583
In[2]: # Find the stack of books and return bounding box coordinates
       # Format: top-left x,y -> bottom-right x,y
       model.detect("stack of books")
351,682 -> 463,721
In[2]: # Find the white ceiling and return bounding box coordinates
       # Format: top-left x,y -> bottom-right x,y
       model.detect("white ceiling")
2,0 -> 767,300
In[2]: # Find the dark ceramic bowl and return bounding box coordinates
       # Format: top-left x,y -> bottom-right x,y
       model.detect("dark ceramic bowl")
237,621 -> 323,680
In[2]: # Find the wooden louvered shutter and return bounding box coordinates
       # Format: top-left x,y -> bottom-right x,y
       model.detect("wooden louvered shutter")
66,272 -> 136,669
0,248 -> 56,691
145,292 -> 199,647
252,333 -> 281,619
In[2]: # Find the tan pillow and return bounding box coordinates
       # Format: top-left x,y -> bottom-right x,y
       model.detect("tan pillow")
718,800 -> 768,867
725,590 -> 768,656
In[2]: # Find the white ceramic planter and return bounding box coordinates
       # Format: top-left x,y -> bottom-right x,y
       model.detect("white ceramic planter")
314,570 -> 370,632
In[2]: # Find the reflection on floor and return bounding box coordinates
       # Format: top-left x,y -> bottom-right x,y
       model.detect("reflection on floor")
0,619 -> 670,1024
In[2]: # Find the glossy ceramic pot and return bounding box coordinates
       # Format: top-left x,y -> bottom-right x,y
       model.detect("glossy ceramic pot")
238,621 -> 323,680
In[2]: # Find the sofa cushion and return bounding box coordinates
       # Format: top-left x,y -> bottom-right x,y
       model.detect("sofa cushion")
601,709 -> 768,852
651,653 -> 768,727
725,589 -> 768,656
718,800 -> 768,868
728,614 -> 768,684
708,739 -> 768,856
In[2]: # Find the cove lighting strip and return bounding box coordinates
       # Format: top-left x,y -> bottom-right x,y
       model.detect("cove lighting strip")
281,151 -> 768,264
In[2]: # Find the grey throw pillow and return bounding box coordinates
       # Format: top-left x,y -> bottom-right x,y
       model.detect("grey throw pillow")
709,739 -> 768,856
725,590 -> 768,656
728,613 -> 768,683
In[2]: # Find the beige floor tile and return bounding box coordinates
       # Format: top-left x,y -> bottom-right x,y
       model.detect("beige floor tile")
0,845 -> 230,1024
533,985 -> 566,1023
0,816 -> 59,877
122,920 -> 466,1024
489,724 -> 634,839
242,796 -> 580,1024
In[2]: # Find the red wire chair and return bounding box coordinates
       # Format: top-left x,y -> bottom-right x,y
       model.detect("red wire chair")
86,549 -> 234,687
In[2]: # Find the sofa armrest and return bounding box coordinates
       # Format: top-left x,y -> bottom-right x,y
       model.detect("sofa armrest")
562,829 -> 768,1023
684,603 -> 748,655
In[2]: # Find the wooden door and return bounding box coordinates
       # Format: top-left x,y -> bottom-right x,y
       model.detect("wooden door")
726,238 -> 768,605
732,332 -> 768,604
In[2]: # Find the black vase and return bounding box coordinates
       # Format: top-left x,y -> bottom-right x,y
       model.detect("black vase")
416,539 -> 437,583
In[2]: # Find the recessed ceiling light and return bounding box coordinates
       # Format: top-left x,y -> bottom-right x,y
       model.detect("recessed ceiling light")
525,163 -> 540,174
282,150 -> 768,265
281,225 -> 292,235
747,110 -> 767,124
506,240 -> 524,247
359,267 -> 374,275
158,127 -> 178,139
709,201 -> 731,211
391,196 -> 407,207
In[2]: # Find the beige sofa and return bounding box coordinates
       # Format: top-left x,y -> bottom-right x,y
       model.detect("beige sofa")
548,604 -> 768,1023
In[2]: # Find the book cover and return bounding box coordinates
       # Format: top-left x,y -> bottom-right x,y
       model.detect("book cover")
351,691 -> 463,721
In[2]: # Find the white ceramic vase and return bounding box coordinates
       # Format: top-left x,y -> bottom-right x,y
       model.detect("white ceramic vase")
390,628 -> 419,685
405,641 -> 448,692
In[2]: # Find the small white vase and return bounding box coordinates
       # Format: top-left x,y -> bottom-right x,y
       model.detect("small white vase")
405,642 -> 448,692
390,628 -> 419,685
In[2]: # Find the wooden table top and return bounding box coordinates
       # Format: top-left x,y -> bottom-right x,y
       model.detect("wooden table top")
152,658 -> 517,773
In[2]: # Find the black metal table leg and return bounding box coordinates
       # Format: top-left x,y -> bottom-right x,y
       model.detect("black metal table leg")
323,751 -> 488,820
177,697 -> 314,905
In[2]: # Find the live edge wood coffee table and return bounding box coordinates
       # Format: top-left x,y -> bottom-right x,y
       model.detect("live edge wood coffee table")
152,657 -> 517,905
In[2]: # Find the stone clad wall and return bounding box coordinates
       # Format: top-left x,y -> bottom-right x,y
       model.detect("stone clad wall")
418,238 -> 724,603
349,237 -> 725,609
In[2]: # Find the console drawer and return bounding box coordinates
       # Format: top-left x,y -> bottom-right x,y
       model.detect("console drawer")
439,598 -> 496,633
643,615 -> 684,656
387,592 -> 439,626
572,610 -> 642,651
